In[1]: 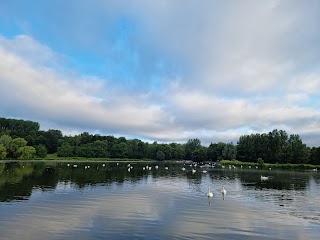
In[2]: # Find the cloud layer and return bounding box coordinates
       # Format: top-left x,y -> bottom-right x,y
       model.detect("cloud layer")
0,1 -> 320,146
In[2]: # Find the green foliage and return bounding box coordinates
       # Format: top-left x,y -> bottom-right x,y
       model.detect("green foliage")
57,142 -> 74,157
309,147 -> 320,165
0,144 -> 6,159
17,146 -> 36,159
110,142 -> 128,158
237,129 -> 309,165
9,137 -> 27,158
0,135 -> 12,149
192,148 -> 207,162
35,144 -> 47,158
222,143 -> 237,160
0,117 -> 318,164
184,138 -> 201,160
257,157 -> 265,168
207,142 -> 226,161
156,150 -> 165,161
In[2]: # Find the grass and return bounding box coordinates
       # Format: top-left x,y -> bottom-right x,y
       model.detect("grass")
42,153 -> 156,162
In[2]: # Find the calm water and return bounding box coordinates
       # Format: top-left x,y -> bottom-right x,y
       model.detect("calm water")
0,161 -> 319,240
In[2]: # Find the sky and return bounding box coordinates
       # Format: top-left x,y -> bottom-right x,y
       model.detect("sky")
0,0 -> 319,146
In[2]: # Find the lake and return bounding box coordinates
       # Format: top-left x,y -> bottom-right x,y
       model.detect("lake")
0,161 -> 319,239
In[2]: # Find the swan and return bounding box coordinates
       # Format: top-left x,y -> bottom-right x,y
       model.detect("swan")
221,186 -> 226,195
207,187 -> 213,197
261,175 -> 269,181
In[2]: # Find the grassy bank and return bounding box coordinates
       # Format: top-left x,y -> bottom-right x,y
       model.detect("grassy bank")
219,159 -> 319,171
32,153 -> 156,162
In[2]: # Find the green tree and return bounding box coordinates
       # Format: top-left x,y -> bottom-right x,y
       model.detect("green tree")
288,134 -> 309,164
192,148 -> 207,162
0,144 -> 6,159
9,137 -> 27,158
146,141 -> 158,160
156,150 -> 165,161
257,157 -> 265,168
45,129 -> 63,153
92,140 -> 109,158
0,135 -> 12,149
170,143 -> 185,160
110,142 -> 128,158
57,142 -> 74,157
17,146 -> 36,159
309,147 -> 320,165
35,144 -> 47,158
222,143 -> 237,160
184,138 -> 201,160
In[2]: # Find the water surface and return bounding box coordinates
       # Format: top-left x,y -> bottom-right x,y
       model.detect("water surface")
0,161 -> 319,239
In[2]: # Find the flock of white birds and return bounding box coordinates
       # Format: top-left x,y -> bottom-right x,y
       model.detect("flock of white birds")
66,162 -> 278,200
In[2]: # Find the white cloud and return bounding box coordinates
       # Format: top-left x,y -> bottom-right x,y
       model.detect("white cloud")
0,1 -> 320,146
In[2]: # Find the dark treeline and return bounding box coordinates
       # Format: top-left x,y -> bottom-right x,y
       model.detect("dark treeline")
0,117 -> 319,165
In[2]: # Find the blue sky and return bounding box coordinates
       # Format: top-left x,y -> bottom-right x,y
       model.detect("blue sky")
0,0 -> 320,146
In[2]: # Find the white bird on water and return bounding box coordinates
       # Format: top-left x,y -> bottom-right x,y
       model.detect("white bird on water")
261,175 -> 269,181
207,187 -> 213,197
221,186 -> 226,195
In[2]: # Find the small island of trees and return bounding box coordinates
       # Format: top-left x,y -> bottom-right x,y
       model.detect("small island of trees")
0,117 -> 319,167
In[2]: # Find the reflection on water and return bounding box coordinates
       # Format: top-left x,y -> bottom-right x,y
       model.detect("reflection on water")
0,161 -> 319,239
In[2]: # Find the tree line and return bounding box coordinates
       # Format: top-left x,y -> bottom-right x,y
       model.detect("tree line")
0,117 -> 319,165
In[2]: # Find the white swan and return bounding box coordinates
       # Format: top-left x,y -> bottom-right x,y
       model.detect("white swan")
221,186 -> 226,195
207,187 -> 213,197
260,175 -> 269,181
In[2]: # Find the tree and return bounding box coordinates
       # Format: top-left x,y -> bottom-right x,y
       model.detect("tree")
170,143 -> 185,160
288,134 -> 309,164
35,144 -> 47,158
45,129 -> 63,153
192,148 -> 207,162
185,138 -> 201,160
310,147 -> 320,165
57,142 -> 74,157
17,146 -> 36,159
156,150 -> 165,161
110,142 -> 128,158
257,157 -> 265,168
146,142 -> 158,160
92,140 -> 109,158
0,135 -> 12,149
9,137 -> 27,158
222,143 -> 237,160
0,144 -> 6,159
